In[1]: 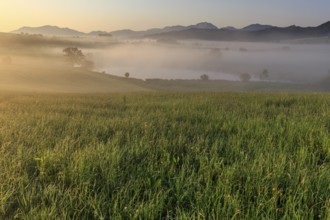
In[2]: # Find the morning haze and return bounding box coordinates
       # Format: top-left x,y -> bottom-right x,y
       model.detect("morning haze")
1,1 -> 330,219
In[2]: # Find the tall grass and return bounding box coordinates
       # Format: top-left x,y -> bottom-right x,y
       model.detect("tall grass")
0,92 -> 329,219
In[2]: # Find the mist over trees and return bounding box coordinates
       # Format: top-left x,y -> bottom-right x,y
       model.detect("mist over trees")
63,47 -> 94,70
260,69 -> 269,81
63,47 -> 85,65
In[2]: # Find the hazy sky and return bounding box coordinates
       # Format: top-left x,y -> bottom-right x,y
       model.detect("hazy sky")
1,0 -> 329,32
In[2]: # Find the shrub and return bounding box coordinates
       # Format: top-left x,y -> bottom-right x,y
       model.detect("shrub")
200,74 -> 209,81
260,69 -> 269,80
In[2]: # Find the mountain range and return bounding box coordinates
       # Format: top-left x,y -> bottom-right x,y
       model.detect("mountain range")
10,21 -> 330,41
148,21 -> 330,42
12,25 -> 86,36
11,25 -> 114,37
10,22 -> 222,37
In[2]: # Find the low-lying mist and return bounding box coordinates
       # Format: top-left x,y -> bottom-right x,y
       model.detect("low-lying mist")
91,40 -> 330,83
1,33 -> 330,93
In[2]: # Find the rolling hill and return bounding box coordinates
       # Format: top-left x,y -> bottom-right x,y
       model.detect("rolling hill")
0,54 -> 149,93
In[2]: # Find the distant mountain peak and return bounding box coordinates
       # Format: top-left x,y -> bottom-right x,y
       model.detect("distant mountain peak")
189,22 -> 218,30
317,21 -> 330,31
11,25 -> 85,36
320,21 -> 330,26
241,23 -> 273,31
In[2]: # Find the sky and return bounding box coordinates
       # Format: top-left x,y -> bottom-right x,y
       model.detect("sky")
0,0 -> 330,32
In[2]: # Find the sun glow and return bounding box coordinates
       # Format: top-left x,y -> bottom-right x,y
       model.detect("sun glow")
0,0 -> 329,32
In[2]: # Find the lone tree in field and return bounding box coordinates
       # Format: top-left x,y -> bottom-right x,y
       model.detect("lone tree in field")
239,73 -> 251,82
125,72 -> 130,78
63,47 -> 94,70
63,47 -> 85,66
260,69 -> 269,81
200,74 -> 209,81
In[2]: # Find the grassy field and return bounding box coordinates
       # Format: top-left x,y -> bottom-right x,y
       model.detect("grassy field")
0,92 -> 329,219
0,33 -> 329,219
143,79 -> 318,92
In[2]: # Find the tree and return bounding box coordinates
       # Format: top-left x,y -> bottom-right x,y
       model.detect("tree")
125,72 -> 130,78
239,73 -> 251,82
200,74 -> 209,81
260,69 -> 269,80
63,47 -> 94,70
63,47 -> 85,66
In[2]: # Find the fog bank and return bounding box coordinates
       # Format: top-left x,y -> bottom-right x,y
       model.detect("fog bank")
92,40 -> 330,83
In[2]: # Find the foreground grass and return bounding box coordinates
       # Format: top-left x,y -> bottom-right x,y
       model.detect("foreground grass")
0,92 -> 329,219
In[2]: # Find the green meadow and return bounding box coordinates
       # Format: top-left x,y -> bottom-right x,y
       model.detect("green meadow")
0,92 -> 329,219
0,33 -> 329,219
